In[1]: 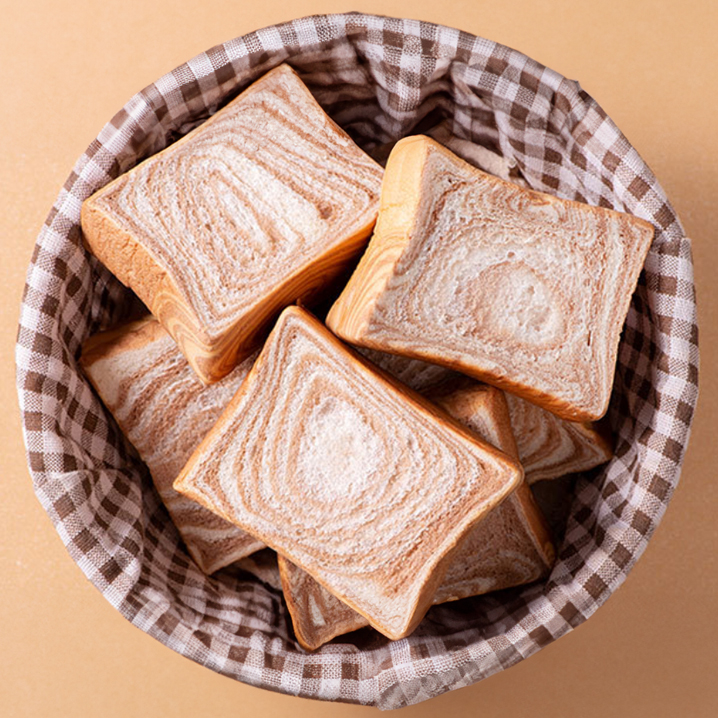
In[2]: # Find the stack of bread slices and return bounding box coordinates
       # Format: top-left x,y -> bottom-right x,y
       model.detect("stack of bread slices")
80,64 -> 653,649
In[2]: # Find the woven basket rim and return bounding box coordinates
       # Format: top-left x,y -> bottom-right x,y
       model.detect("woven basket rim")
15,12 -> 698,710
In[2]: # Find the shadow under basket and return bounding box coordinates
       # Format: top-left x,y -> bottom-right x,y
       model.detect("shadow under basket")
15,12 -> 698,711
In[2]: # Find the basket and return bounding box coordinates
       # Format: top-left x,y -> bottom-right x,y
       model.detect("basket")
15,12 -> 698,710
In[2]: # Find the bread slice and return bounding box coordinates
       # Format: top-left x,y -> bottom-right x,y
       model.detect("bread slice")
279,382 -> 554,650
504,391 -> 613,483
326,135 -> 654,421
173,306 -> 522,640
82,64 -> 383,384
359,349 -> 613,482
80,316 -> 265,574
278,558 -> 369,649
356,346 -> 454,393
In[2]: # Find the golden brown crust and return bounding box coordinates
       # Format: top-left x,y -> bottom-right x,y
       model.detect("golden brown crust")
82,64 -> 383,384
79,315 -> 161,366
326,136 -> 429,340
174,306 -> 522,640
327,135 -> 654,422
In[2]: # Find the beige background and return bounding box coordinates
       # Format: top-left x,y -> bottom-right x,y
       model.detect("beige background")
1,1 -> 716,716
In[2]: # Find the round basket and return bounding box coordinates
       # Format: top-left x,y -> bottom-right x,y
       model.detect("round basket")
15,12 -> 698,710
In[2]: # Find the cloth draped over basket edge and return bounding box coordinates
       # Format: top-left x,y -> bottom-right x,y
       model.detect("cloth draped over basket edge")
15,12 -> 698,710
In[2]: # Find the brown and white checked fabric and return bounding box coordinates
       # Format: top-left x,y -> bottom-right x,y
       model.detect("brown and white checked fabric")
15,12 -> 698,710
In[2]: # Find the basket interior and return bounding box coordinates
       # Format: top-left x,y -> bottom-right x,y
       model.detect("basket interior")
16,13 -> 698,710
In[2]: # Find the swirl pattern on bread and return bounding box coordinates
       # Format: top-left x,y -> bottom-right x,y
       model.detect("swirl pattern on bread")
279,381 -> 554,650
174,306 -> 522,640
80,317 -> 265,574
327,135 -> 654,421
82,64 -> 383,383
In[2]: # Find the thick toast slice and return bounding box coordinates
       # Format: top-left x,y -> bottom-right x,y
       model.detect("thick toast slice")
327,135 -> 653,421
82,64 -> 383,384
174,306 -> 522,640
80,317 -> 265,574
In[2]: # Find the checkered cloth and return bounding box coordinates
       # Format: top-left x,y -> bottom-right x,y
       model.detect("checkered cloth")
15,12 -> 698,710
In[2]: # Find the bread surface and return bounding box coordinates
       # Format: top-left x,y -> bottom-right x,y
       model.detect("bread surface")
278,556 -> 368,649
279,381 -> 554,650
357,349 -> 613,481
427,384 -> 554,600
173,306 -> 522,640
82,64 -> 383,383
504,392 -> 613,483
80,316 -> 265,574
326,135 -> 654,421
357,346 -> 454,393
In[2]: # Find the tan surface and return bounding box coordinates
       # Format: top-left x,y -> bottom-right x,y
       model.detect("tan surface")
1,0 -> 716,716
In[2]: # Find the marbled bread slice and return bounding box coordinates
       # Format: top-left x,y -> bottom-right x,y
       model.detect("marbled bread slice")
279,382 -> 554,650
326,135 -> 654,421
82,64 -> 383,384
358,350 -> 613,483
504,391 -> 613,483
356,346 -> 454,393
173,306 -> 522,641
80,317 -> 265,574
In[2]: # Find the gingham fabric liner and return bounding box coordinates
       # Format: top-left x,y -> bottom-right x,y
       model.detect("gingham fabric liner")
15,12 -> 698,710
